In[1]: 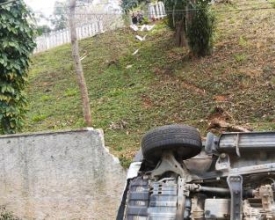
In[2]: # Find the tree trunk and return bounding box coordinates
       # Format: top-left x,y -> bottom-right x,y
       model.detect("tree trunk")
68,0 -> 92,126
175,19 -> 187,47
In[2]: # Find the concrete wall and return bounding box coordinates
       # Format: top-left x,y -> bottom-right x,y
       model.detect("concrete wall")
0,128 -> 126,219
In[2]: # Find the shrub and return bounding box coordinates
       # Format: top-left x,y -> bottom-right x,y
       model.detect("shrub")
186,1 -> 215,57
0,0 -> 36,134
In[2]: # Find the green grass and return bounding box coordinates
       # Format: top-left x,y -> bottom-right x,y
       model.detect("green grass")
0,206 -> 20,220
268,0 -> 275,8
24,1 -> 275,166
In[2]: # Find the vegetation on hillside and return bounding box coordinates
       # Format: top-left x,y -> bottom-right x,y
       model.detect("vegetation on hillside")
123,0 -> 215,56
0,206 -> 20,220
0,0 -> 36,134
26,0 -> 275,167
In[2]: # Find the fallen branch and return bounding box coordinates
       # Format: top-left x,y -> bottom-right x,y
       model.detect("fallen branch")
208,118 -> 251,132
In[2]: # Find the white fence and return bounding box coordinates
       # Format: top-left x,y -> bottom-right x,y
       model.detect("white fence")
34,20 -> 104,53
149,1 -> 166,20
34,2 -> 166,53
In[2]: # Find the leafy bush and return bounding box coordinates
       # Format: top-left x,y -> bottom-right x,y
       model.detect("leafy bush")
186,1 -> 215,57
164,0 -> 215,57
0,0 -> 36,134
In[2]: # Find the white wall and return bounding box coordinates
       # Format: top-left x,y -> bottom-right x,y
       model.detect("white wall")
0,128 -> 126,219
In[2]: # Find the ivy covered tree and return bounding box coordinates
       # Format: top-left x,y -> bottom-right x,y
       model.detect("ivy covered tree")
0,0 -> 37,134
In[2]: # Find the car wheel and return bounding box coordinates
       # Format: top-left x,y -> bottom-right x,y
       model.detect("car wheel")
141,124 -> 202,163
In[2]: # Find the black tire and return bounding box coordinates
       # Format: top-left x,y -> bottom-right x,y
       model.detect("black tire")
141,124 -> 202,163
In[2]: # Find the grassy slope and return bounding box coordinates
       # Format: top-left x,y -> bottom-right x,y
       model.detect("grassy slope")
25,1 -> 275,166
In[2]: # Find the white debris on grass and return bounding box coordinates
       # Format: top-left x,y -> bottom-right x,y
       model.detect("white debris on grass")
146,24 -> 155,31
131,24 -> 156,32
140,24 -> 155,31
132,49 -> 139,55
130,23 -> 155,57
135,34 -> 147,41
130,24 -> 139,31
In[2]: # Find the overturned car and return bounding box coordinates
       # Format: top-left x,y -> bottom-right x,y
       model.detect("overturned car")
116,124 -> 275,220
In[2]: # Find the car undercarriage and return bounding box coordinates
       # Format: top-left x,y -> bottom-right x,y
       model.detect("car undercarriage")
116,124 -> 275,220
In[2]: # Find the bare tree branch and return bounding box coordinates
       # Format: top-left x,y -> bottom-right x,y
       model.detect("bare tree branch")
208,119 -> 251,132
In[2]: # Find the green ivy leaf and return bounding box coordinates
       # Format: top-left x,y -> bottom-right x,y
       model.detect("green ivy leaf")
0,0 -> 36,134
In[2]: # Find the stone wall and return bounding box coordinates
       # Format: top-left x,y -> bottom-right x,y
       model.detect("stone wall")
0,128 -> 126,219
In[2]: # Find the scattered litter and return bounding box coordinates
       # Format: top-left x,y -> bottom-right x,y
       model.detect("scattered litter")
130,24 -> 139,31
140,25 -> 146,31
136,35 -> 147,41
130,24 -> 156,32
126,65 -> 133,69
146,25 -> 155,31
140,24 -> 155,31
132,49 -> 139,55
129,23 -> 154,63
